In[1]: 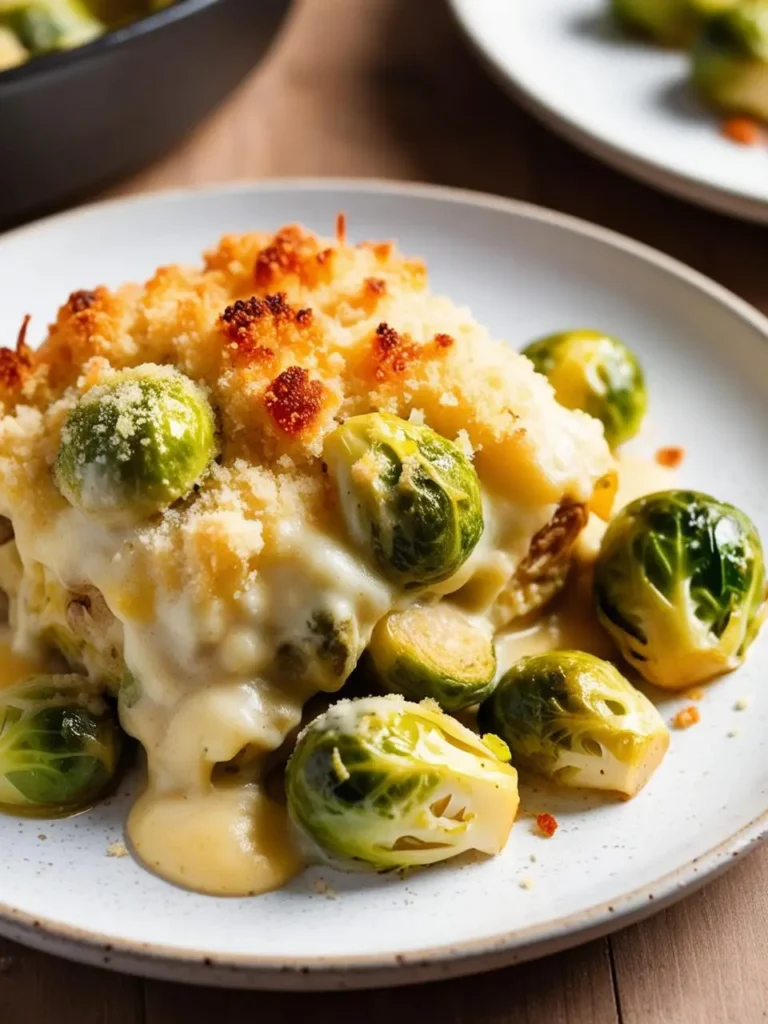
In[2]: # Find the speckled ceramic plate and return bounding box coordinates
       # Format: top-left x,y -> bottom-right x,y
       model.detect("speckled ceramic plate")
449,0 -> 768,223
0,180 -> 767,990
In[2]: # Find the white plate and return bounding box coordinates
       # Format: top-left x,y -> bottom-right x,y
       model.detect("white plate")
0,180 -> 767,990
450,0 -> 768,223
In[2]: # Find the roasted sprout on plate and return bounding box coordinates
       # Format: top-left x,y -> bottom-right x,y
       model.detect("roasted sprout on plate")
692,2 -> 768,122
611,0 -> 702,47
368,604 -> 497,712
0,674 -> 123,813
522,329 -> 647,449
286,695 -> 519,869
595,490 -> 766,688
610,0 -> 741,47
479,651 -> 669,798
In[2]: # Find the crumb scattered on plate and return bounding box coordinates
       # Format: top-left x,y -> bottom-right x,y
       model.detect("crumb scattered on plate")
673,706 -> 700,730
655,446 -> 685,468
519,876 -> 535,890
106,841 -> 128,858
734,697 -> 751,711
535,813 -> 558,837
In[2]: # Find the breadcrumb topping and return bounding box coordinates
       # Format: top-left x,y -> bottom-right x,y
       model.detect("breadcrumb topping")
0,220 -> 613,618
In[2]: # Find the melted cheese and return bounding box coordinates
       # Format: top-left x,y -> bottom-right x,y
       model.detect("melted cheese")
128,784 -> 302,896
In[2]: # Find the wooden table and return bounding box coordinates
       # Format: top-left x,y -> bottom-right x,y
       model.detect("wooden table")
2,1 -> 768,1021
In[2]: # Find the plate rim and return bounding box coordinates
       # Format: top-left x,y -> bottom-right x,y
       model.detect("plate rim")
1,176 -> 767,988
447,0 -> 768,226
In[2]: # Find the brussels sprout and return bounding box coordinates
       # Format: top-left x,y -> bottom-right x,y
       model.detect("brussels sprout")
611,0 -> 699,46
594,490 -> 766,688
368,604 -> 496,712
692,2 -> 768,122
522,330 -> 646,449
285,695 -> 519,869
0,0 -> 105,55
276,611 -> 360,692
55,366 -> 217,526
324,413 -> 484,589
478,651 -> 669,797
0,674 -> 123,813
0,4 -> 63,53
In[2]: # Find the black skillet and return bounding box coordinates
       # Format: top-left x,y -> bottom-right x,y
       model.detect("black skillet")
0,0 -> 292,226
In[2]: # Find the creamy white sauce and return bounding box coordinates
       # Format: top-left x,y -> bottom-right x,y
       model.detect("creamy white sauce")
0,453 -> 675,896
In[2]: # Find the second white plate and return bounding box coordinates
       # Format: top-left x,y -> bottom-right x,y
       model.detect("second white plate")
450,0 -> 768,223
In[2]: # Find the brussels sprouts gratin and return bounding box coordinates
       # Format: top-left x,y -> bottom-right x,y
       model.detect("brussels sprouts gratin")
0,219 -> 762,896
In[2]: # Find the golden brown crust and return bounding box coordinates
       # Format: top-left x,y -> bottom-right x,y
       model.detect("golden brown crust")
254,225 -> 336,291
218,294 -> 314,366
0,316 -> 33,395
263,366 -> 330,437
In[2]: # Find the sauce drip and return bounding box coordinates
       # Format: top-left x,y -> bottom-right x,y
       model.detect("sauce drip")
128,784 -> 302,896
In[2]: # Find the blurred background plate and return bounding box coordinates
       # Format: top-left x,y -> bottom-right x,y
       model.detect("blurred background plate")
449,0 -> 768,224
0,0 -> 291,226
0,180 -> 767,990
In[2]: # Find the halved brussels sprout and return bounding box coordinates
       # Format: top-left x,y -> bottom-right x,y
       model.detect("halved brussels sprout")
324,413 -> 484,589
692,2 -> 768,122
368,604 -> 496,712
55,365 -> 217,526
285,695 -> 519,869
522,330 -> 647,449
0,674 -> 123,813
478,651 -> 669,797
594,490 -> 766,688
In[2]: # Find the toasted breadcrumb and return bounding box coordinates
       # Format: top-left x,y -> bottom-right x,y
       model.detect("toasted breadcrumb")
734,697 -> 751,711
519,876 -> 535,890
0,220 -> 613,630
107,841 -> 128,858
535,813 -> 558,837
673,706 -> 700,730
655,446 -> 685,468
721,117 -> 762,146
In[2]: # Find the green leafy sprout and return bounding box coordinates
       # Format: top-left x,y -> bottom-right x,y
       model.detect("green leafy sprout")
54,364 -> 217,526
0,674 -> 123,814
323,412 -> 484,589
594,490 -> 766,687
478,651 -> 669,797
522,329 -> 647,449
285,695 -> 518,869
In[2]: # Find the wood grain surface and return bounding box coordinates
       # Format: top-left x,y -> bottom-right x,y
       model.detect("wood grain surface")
2,1 -> 768,1021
